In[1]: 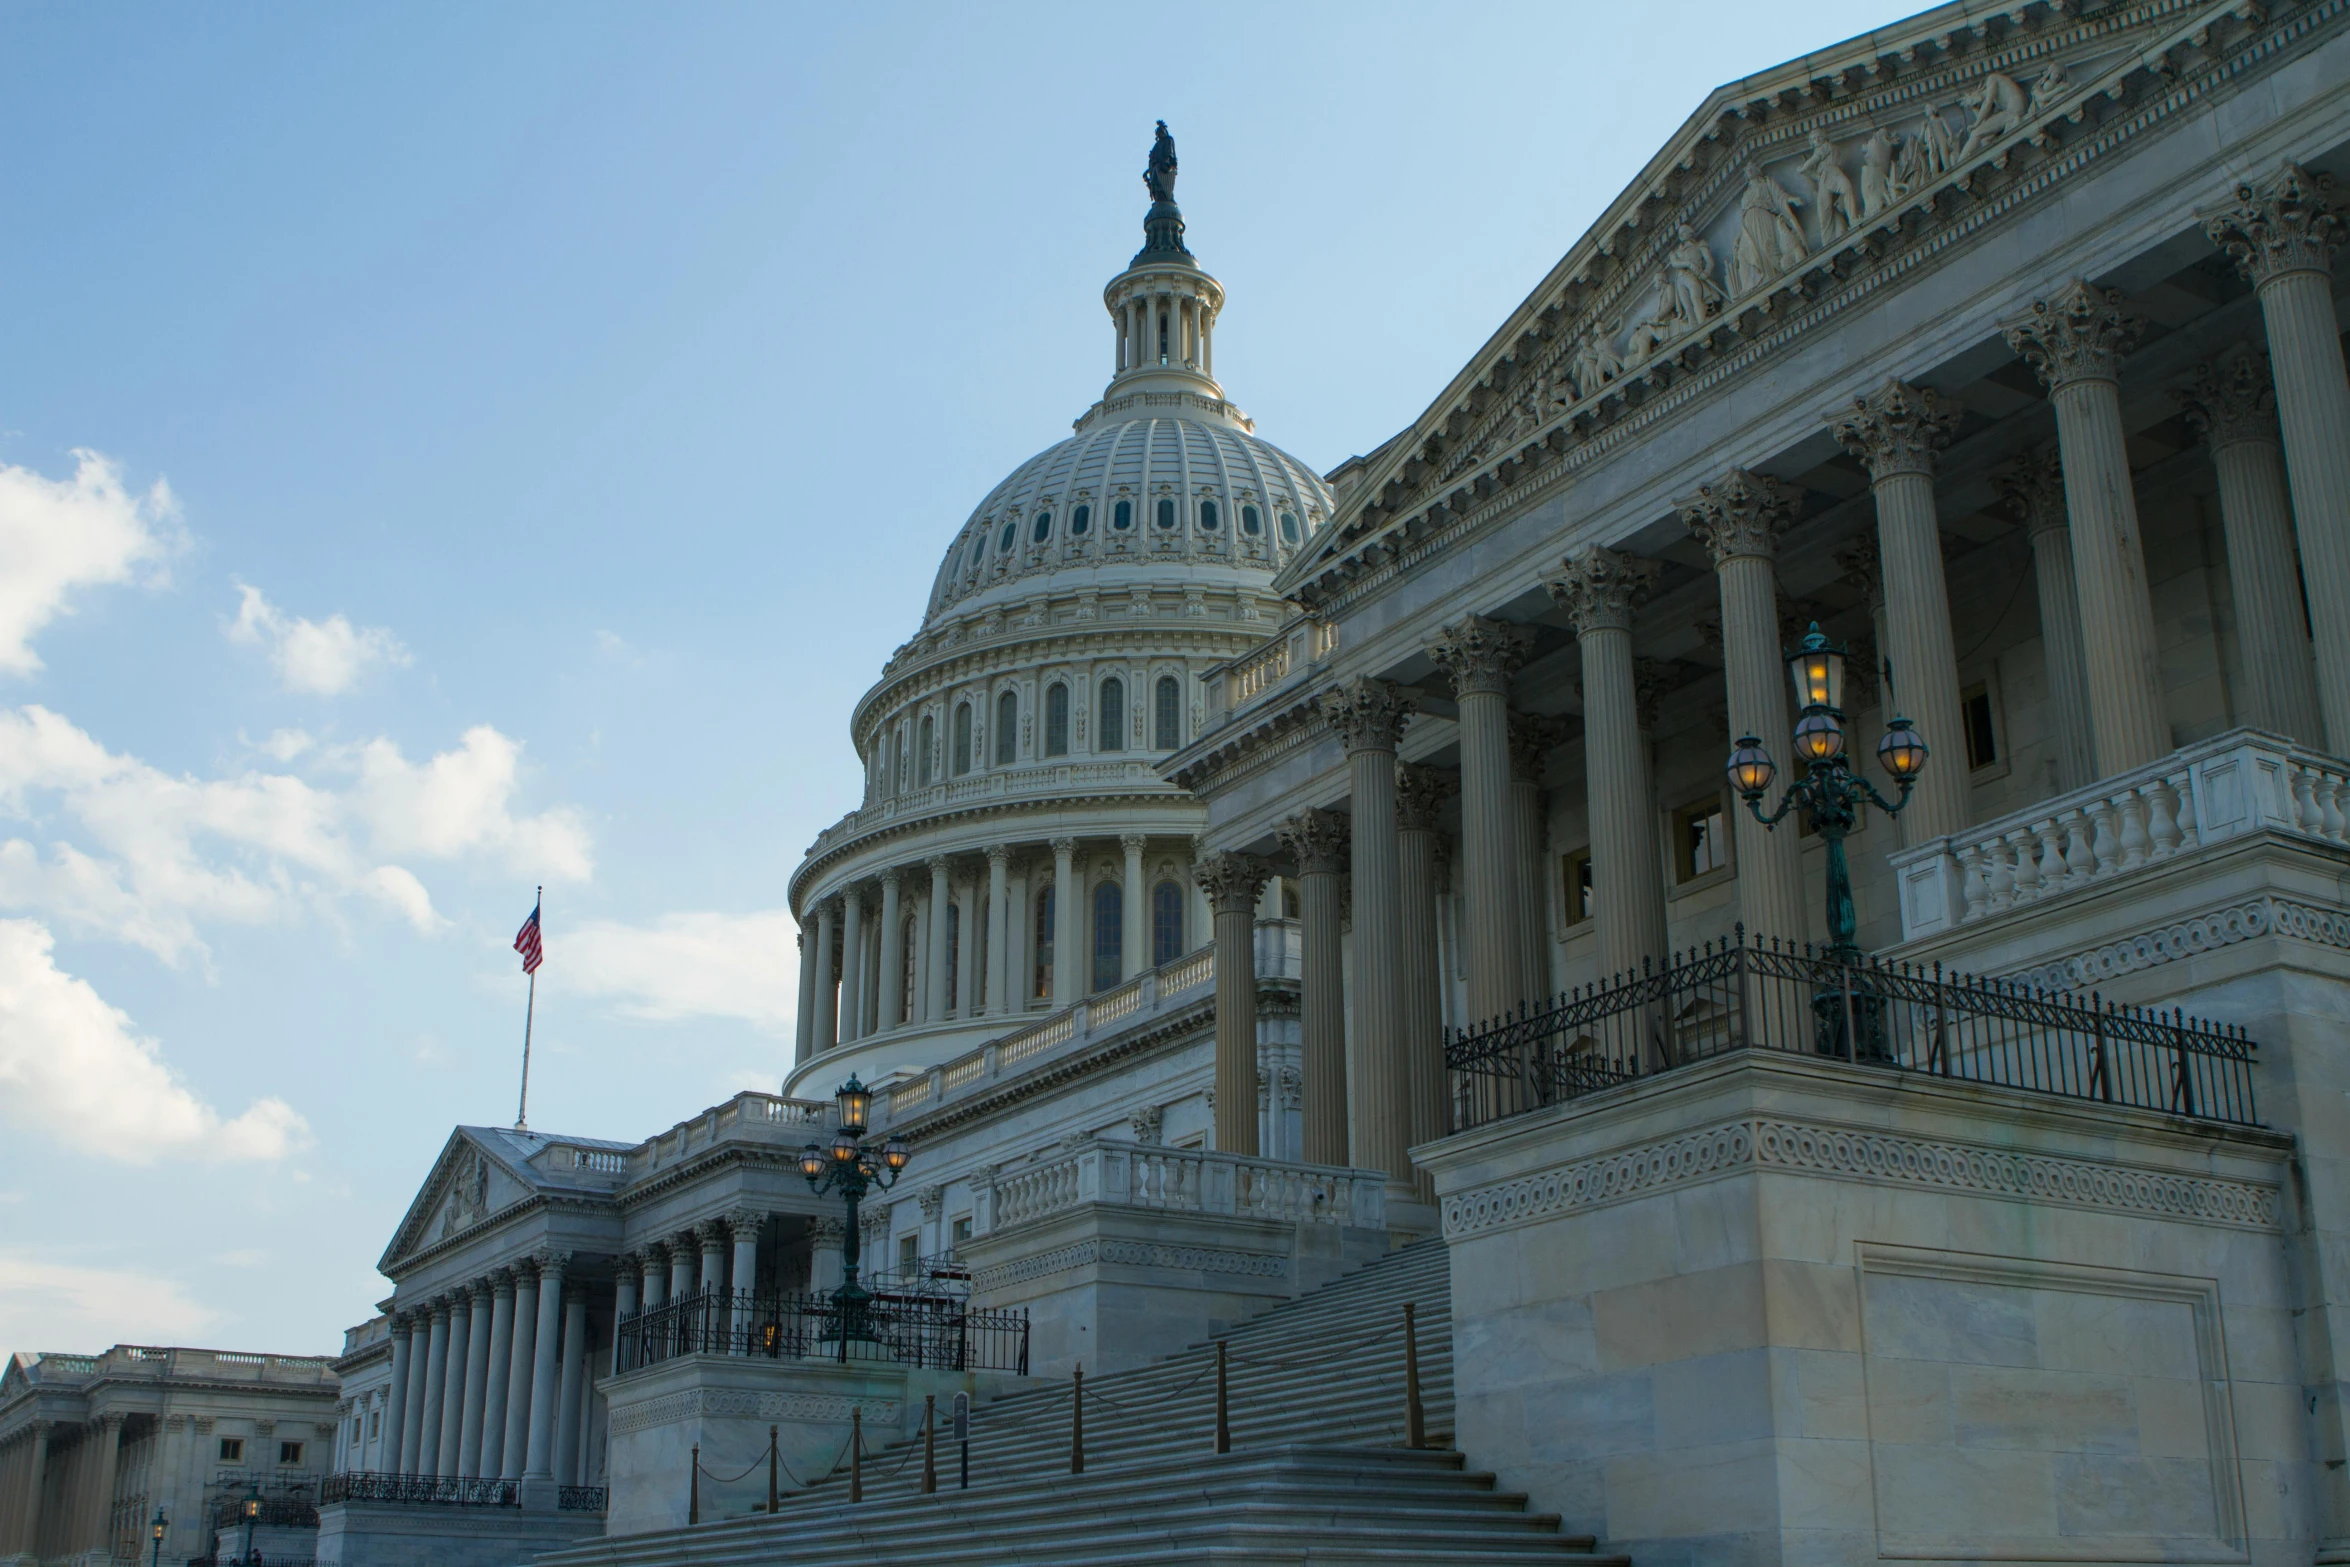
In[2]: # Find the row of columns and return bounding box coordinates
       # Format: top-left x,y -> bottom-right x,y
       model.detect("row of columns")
376,1250 -> 589,1487
607,1212 -> 764,1370
796,837 -> 1208,1061
0,1412 -> 122,1560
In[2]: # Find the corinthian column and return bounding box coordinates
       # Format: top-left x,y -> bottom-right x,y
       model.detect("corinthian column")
480,1274 -> 514,1479
1683,471 -> 1807,944
1995,452 -> 2094,791
2004,282 -> 2169,775
875,871 -> 905,1031
457,1281 -> 493,1477
985,846 -> 1013,1014
2206,164 -> 2350,754
1427,615 -> 1536,1022
924,858 -> 951,1022
1835,379 -> 1971,841
523,1252 -> 567,1482
1548,547 -> 1669,984
838,885 -> 868,1043
1120,835 -> 1147,979
1280,809 -> 1352,1169
2176,347 -> 2325,743
416,1301 -> 450,1477
1050,839 -> 1079,1004
793,928 -> 817,1064
1197,852 -> 1268,1156
499,1266 -> 537,1482
809,900 -> 838,1056
1322,679 -> 1415,1187
1395,764 -> 1453,1198
381,1317 -> 413,1476
1507,716 -> 1558,1006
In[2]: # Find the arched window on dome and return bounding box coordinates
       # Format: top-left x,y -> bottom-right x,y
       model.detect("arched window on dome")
1044,683 -> 1070,757
1071,504 -> 1091,536
1151,880 -> 1184,966
1032,510 -> 1053,544
917,714 -> 936,785
999,520 -> 1017,555
1242,505 -> 1262,536
1198,500 -> 1219,531
951,703 -> 972,776
1156,498 -> 1176,530
1279,511 -> 1301,544
1113,499 -> 1132,531
1097,677 -> 1125,753
1154,675 -> 1182,750
1033,884 -> 1055,1001
971,530 -> 987,566
1091,881 -> 1122,994
995,689 -> 1018,765
894,723 -> 910,794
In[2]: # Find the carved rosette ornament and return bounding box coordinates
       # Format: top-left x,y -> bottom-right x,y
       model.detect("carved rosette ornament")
1680,469 -> 1798,564
1394,763 -> 1455,831
1426,614 -> 1535,698
2002,281 -> 2146,390
2204,162 -> 2346,283
1992,448 -> 2067,538
1545,545 -> 1660,636
1319,677 -> 1413,754
1195,851 -> 1269,917
1834,378 -> 1961,480
2174,348 -> 2281,452
1278,808 -> 1351,875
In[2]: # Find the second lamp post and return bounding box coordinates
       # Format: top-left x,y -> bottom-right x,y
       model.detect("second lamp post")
798,1075 -> 909,1355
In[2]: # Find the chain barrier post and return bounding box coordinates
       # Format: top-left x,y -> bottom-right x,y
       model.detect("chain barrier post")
1071,1364 -> 1085,1474
1403,1303 -> 1426,1450
688,1443 -> 700,1525
921,1395 -> 937,1495
1214,1340 -> 1230,1454
767,1425 -> 778,1515
955,1392 -> 970,1490
850,1409 -> 863,1503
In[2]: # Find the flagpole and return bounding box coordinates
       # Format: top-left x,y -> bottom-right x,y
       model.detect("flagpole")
517,885 -> 541,1131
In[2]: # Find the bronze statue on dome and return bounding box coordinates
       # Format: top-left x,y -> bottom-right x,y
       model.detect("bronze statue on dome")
1145,121 -> 1178,204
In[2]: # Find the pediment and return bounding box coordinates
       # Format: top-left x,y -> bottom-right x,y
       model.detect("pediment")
1276,0 -> 2286,604
377,1129 -> 536,1276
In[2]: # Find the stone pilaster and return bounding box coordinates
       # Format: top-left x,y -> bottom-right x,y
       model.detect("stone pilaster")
1323,678 -> 1416,1188
416,1299 -> 451,1478
2004,281 -> 2169,775
1507,713 -> 1562,1006
381,1315 -> 413,1477
838,883 -> 868,1042
1279,807 -> 1352,1169
1427,614 -> 1536,1021
1197,851 -> 1269,1157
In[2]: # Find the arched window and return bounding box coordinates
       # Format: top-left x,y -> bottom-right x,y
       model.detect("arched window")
1242,505 -> 1262,535
1033,884 -> 1055,1000
1044,683 -> 1070,757
1156,498 -> 1176,530
1151,880 -> 1184,966
952,703 -> 972,776
1279,511 -> 1301,544
995,690 -> 1018,765
1097,677 -> 1125,752
894,724 -> 909,792
1092,882 -> 1122,993
1032,510 -> 1053,543
1071,504 -> 1091,536
1199,499 -> 1220,531
1113,499 -> 1133,531
1282,883 -> 1301,920
917,714 -> 935,784
1154,675 -> 1182,750
999,520 -> 1017,554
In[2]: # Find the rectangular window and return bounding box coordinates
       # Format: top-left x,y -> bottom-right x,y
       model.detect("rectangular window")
1674,798 -> 1729,882
218,1437 -> 245,1463
1562,850 -> 1592,926
950,1216 -> 972,1249
1962,681 -> 1999,769
368,1410 -> 381,1440
897,1233 -> 919,1275
279,1441 -> 304,1466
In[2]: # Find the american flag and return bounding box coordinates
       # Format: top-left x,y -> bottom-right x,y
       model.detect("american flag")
514,899 -> 544,975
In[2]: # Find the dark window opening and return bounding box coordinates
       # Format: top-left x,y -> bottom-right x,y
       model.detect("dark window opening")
1071,504 -> 1091,536
1113,499 -> 1133,530
1092,881 -> 1122,993
1153,675 -> 1182,750
1674,799 -> 1729,882
995,690 -> 1018,765
1564,851 -> 1593,926
1962,683 -> 1999,769
1151,880 -> 1184,966
1032,511 -> 1053,543
1241,505 -> 1262,535
1156,498 -> 1176,529
1279,511 -> 1301,543
1045,684 -> 1070,756
1098,677 -> 1126,752
1199,500 -> 1219,531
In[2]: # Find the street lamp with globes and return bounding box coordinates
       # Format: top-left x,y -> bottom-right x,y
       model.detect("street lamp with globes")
798,1076 -> 909,1357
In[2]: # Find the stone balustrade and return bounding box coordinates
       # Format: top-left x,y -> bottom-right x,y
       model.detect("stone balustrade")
805,758 -> 1176,859
978,1138 -> 1388,1236
1201,615 -> 1339,727
529,1092 -> 833,1185
1890,726 -> 2350,940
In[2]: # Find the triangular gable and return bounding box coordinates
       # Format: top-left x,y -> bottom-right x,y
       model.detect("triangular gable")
376,1126 -> 544,1276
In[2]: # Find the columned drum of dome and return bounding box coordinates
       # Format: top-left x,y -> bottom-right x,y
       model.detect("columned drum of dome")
786,125 -> 1330,1096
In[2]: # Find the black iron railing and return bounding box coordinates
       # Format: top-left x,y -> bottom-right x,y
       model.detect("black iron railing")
318,1472 -> 517,1508
210,1494 -> 318,1530
557,1485 -> 607,1512
1446,929 -> 2258,1134
617,1288 -> 1028,1376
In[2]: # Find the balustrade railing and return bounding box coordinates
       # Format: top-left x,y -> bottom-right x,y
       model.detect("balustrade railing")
556,1485 -> 607,1512
1445,928 -> 2257,1134
616,1288 -> 1028,1375
981,1140 -> 1388,1233
319,1473 -> 517,1508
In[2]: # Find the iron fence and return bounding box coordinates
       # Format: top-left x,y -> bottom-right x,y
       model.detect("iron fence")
209,1493 -> 317,1531
317,1473 -> 517,1508
557,1485 -> 608,1513
1446,928 -> 2258,1134
616,1288 -> 1028,1375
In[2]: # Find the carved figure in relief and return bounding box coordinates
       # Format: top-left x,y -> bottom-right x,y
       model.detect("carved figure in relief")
1728,169 -> 1807,295
1956,71 -> 2028,162
1800,129 -> 1861,242
1664,223 -> 1727,326
1564,332 -> 1624,402
1859,127 -> 1903,218
1623,287 -> 1678,363
1896,108 -> 1958,190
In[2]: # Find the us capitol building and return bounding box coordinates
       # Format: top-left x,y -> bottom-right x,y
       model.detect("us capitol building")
12,1 -> 2350,1563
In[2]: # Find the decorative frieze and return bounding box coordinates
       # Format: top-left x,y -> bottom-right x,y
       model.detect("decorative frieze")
2007,894 -> 2350,993
967,1238 -> 1289,1293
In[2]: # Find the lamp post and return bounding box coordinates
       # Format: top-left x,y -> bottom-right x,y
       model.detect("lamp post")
240,1483 -> 262,1567
148,1507 -> 165,1567
799,1076 -> 909,1358
1727,623 -> 1930,1056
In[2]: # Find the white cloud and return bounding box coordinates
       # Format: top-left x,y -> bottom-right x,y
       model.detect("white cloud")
0,1250 -> 221,1352
564,910 -> 799,1031
0,450 -> 180,677
0,918 -> 309,1162
227,583 -> 409,695
352,726 -> 594,882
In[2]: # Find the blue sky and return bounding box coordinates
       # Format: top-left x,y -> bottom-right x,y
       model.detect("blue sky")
0,1 -> 1920,1354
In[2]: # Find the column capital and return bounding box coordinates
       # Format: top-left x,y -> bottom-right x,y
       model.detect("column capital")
2204,161 -> 2345,284
1681,469 -> 1798,564
2003,280 -> 2145,390
1319,678 -> 1414,753
879,867 -> 904,892
1195,851 -> 1269,916
808,1216 -> 847,1244
1833,378 -> 1960,480
727,1208 -> 766,1240
1118,832 -> 1148,854
669,1225 -> 698,1252
468,1277 -> 494,1305
426,1297 -> 453,1323
1508,713 -> 1567,784
2174,347 -> 2280,451
636,1241 -> 669,1269
1049,836 -> 1077,859
532,1249 -> 571,1281
609,1255 -> 640,1288
915,1184 -> 946,1221
985,843 -> 1012,867
1545,545 -> 1659,636
1992,447 -> 2067,538
924,854 -> 951,876
1394,763 -> 1455,832
1833,538 -> 1882,613
1427,614 -> 1534,697
1277,808 -> 1351,875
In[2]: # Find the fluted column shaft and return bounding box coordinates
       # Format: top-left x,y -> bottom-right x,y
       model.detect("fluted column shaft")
1396,767 -> 1450,1201
381,1322 -> 412,1476
2003,454 -> 2096,792
523,1257 -> 566,1480
809,903 -> 838,1055
417,1305 -> 450,1477
1507,723 -> 1552,1006
1052,839 -> 1079,1006
437,1295 -> 471,1476
730,1217 -> 760,1344
1199,854 -> 1266,1156
457,1286 -> 493,1477
923,859 -> 951,1022
16,1425 -> 49,1557
84,1417 -> 119,1556
1326,680 -> 1414,1187
1552,550 -> 1670,981
1121,835 -> 1147,980
610,1264 -> 639,1377
554,1292 -> 588,1486
793,928 -> 817,1064
669,1236 -> 696,1301
499,1269 -> 537,1481
986,848 -> 1013,1015
2007,284 -> 2169,775
952,875 -> 978,1013
838,887 -> 867,1043
1282,810 -> 1350,1168
876,873 -> 905,1031
480,1279 -> 514,1479
1428,616 -> 1534,1022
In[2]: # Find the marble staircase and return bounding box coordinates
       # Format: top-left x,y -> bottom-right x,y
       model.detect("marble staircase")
539,1241 -> 1628,1565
